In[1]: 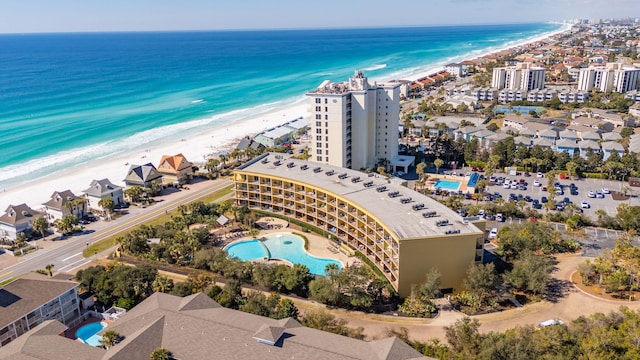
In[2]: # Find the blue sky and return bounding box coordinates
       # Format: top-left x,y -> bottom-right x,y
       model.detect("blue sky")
0,0 -> 637,33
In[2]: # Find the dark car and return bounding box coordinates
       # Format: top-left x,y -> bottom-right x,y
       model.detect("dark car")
524,195 -> 533,202
533,203 -> 542,209
541,196 -> 548,203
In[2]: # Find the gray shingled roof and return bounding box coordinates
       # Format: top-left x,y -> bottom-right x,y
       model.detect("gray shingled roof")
0,273 -> 78,330
123,163 -> 162,186
82,179 -> 123,197
0,204 -> 44,227
41,190 -> 79,211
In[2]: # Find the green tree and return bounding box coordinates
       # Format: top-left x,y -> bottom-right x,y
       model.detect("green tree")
98,197 -> 115,220
150,348 -> 172,360
487,123 -> 499,132
32,216 -> 49,240
124,186 -> 144,203
45,263 -> 55,277
445,317 -> 482,358
506,252 -> 554,295
462,263 -> 501,310
301,310 -> 364,339
100,330 -> 122,349
434,158 -> 444,174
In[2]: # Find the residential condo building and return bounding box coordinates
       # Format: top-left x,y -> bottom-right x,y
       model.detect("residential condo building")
233,153 -> 485,297
306,70 -> 401,170
577,63 -> 640,93
491,62 -> 546,91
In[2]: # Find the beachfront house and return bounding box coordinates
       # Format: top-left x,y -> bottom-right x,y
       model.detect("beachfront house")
82,178 -> 125,213
123,163 -> 163,191
0,273 -> 82,349
157,153 -> 194,186
0,204 -> 45,241
41,190 -> 87,223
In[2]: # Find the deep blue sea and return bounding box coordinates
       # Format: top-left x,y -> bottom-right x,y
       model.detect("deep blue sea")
0,23 -> 562,188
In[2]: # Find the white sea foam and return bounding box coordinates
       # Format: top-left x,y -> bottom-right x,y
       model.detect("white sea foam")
191,99 -> 205,104
364,64 -> 387,71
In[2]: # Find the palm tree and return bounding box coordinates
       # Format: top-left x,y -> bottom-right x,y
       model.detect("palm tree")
151,276 -> 174,293
98,197 -> 115,220
100,330 -> 121,349
434,158 -> 444,174
32,217 -> 49,240
45,264 -> 55,277
150,348 -> 173,360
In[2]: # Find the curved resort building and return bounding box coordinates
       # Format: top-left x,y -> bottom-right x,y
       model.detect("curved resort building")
233,153 -> 486,297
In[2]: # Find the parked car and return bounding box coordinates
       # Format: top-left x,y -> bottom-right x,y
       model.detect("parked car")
539,319 -> 564,327
570,188 -> 579,195
596,190 -> 604,198
489,176 -> 497,182
537,172 -> 544,178
533,180 -> 541,187
602,187 -> 610,194
533,202 -> 542,209
581,201 -> 590,209
541,196 -> 548,203
587,190 -> 596,198
489,228 -> 498,239
555,188 -> 564,195
524,195 -> 533,202
496,213 -> 505,222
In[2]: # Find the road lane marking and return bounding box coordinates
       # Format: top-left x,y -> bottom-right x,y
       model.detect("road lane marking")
0,271 -> 13,278
65,260 -> 92,273
58,258 -> 91,272
62,252 -> 82,262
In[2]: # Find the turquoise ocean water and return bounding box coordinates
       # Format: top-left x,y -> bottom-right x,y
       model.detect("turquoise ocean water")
0,23 -> 563,189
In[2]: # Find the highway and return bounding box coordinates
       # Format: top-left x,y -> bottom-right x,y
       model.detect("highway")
0,178 -> 232,284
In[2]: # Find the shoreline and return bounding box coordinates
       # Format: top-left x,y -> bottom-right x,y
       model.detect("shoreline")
0,23 -> 572,210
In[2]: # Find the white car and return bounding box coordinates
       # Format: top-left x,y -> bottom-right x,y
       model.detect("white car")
602,187 -> 610,194
511,184 -> 518,189
489,228 -> 498,239
581,201 -> 590,209
587,191 -> 596,198
503,183 -> 511,189
537,172 -> 544,178
539,319 -> 564,327
533,180 -> 541,187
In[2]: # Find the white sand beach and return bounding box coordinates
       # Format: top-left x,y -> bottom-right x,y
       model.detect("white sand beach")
0,102 -> 309,210
0,23 -> 573,211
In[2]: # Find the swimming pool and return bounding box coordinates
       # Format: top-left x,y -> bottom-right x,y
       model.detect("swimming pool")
225,233 -> 342,275
434,179 -> 461,191
76,321 -> 107,347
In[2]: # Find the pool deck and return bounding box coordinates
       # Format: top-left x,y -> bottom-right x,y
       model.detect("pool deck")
226,229 -> 356,269
63,317 -> 112,342
426,174 -> 472,193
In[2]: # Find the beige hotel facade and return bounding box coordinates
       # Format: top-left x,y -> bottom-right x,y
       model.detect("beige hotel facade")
233,153 -> 485,297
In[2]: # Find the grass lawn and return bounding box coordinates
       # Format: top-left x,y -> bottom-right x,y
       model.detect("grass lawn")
83,186 -> 233,257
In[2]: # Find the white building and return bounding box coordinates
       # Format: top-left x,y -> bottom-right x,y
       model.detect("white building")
305,70 -> 401,170
82,178 -> 124,214
491,62 -> 546,91
444,63 -> 465,77
578,63 -> 640,93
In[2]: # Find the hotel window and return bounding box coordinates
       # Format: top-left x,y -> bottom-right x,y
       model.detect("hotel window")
315,114 -> 321,119
325,157 -> 329,162
325,136 -> 329,141
325,115 -> 329,120
325,122 -> 328,127
316,129 -> 322,134
317,143 -> 322,148
317,156 -> 322,161
315,106 -> 321,111
325,129 -> 328,134
316,136 -> 322,141
325,98 -> 328,104
317,149 -> 322,154
325,150 -> 329,155
315,98 -> 321,103
316,121 -> 321,127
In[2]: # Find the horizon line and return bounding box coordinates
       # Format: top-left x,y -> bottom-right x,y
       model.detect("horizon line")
0,20 -> 562,36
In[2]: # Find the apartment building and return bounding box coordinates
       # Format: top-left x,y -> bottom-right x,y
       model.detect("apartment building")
233,153 -> 485,297
306,70 -> 401,170
491,62 -> 546,91
0,273 -> 81,348
578,63 -> 640,93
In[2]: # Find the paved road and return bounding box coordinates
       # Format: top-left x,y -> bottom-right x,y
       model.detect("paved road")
0,178 -> 232,283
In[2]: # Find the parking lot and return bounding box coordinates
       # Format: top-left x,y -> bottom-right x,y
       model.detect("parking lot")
481,173 -> 640,219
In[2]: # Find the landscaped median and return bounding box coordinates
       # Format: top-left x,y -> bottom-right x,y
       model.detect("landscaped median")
83,185 -> 233,258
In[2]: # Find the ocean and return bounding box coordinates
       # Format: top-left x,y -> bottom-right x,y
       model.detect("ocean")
0,22 -> 563,189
